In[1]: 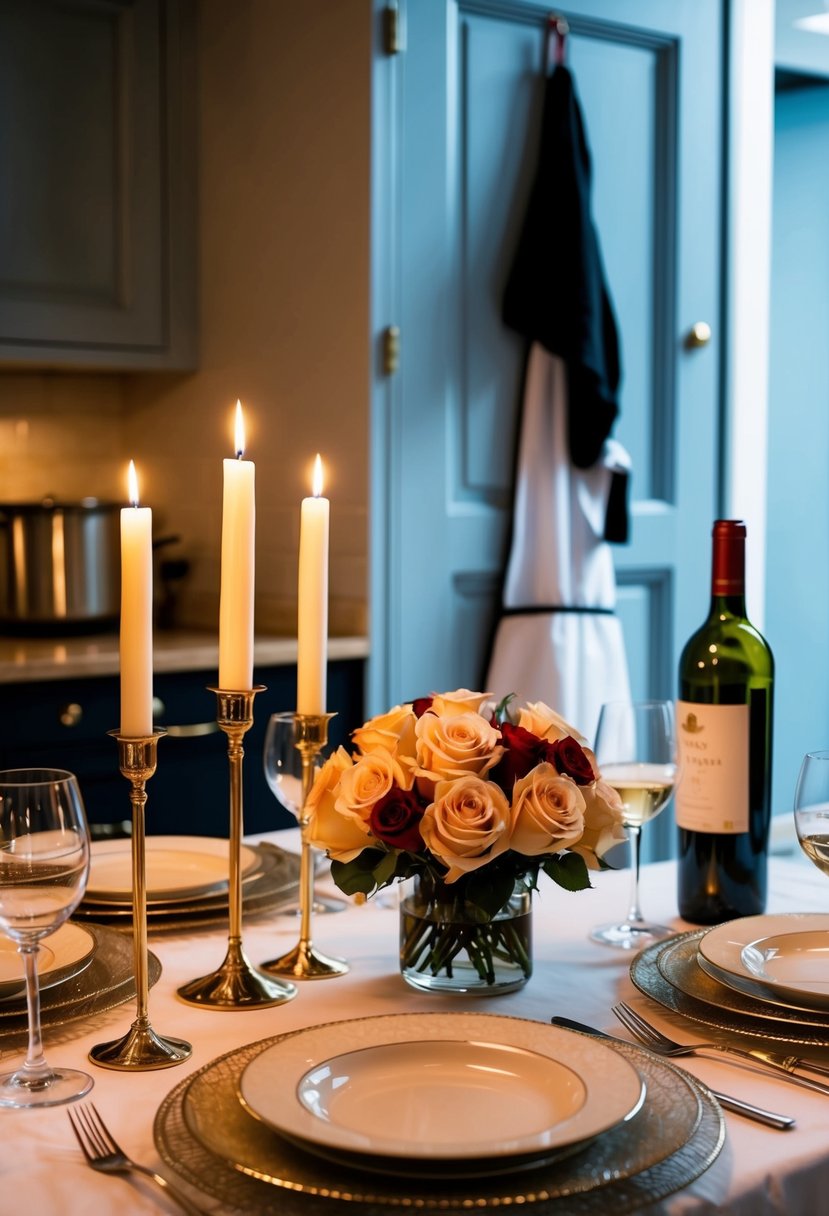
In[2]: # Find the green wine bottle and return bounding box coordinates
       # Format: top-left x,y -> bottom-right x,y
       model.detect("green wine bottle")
676,520 -> 774,923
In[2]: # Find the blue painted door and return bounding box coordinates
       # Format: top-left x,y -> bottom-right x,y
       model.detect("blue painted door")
767,80 -> 829,816
371,1 -> 723,800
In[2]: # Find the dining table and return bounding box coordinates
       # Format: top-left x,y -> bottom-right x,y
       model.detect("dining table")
2,828 -> 827,1216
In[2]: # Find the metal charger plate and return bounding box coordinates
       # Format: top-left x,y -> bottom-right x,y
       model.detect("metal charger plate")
0,923 -> 161,1048
632,930 -> 829,1047
76,843 -> 301,933
154,1017 -> 725,1215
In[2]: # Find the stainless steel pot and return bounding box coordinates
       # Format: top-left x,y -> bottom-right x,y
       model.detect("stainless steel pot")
0,498 -> 121,632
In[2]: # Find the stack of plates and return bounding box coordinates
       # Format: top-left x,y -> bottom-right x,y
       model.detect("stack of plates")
77,836 -> 300,931
0,922 -> 96,1003
632,912 -> 829,1047
0,922 -> 161,1045
154,1012 -> 726,1213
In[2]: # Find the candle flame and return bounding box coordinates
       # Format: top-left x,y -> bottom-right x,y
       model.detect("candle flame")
312,453 -> 324,498
127,460 -> 140,507
234,399 -> 246,458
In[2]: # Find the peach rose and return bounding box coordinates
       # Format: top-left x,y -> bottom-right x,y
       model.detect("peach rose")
334,749 -> 414,824
420,776 -> 513,882
517,701 -> 586,744
428,689 -> 493,718
510,764 -> 586,856
572,779 -> 627,868
352,703 -> 417,762
414,709 -> 503,790
305,747 -> 370,861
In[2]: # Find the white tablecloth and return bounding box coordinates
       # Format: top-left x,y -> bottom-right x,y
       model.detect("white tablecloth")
1,832 -> 827,1216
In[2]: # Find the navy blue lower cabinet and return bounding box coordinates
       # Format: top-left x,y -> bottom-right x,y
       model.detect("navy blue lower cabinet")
0,658 -> 365,837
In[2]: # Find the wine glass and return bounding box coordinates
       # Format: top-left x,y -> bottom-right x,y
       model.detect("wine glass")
794,751 -> 829,876
0,769 -> 93,1107
263,712 -> 346,914
589,701 -> 679,950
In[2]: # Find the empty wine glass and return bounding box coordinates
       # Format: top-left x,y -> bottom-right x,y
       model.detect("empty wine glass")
263,712 -> 345,914
590,700 -> 679,950
794,750 -> 829,876
0,769 -> 93,1107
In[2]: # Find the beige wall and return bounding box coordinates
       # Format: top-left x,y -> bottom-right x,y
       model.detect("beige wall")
0,0 -> 372,637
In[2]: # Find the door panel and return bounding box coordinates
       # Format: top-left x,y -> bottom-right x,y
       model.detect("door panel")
371,0 -> 722,811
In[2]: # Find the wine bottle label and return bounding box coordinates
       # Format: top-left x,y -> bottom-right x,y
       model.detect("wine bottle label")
675,701 -> 749,833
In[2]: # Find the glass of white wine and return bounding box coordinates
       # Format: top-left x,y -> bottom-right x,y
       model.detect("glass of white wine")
794,750 -> 829,876
0,769 -> 93,1107
590,700 -> 679,950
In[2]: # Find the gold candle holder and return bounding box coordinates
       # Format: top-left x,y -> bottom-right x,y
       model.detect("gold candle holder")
89,731 -> 192,1070
262,712 -> 348,980
176,687 -> 297,1009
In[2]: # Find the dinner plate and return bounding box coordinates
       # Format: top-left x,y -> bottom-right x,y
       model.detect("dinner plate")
87,835 -> 260,903
162,1021 -> 723,1211
0,921 -> 96,1000
699,913 -> 829,1011
238,1013 -> 645,1169
657,930 -> 829,1026
631,930 -> 829,1047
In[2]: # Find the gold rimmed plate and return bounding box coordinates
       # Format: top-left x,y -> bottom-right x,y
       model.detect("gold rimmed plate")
86,835 -> 261,905
236,1014 -> 644,1173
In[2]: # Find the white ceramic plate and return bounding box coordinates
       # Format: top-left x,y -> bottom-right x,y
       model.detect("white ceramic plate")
238,1013 -> 645,1167
699,913 -> 829,1011
87,835 -> 259,904
0,921 -> 96,1000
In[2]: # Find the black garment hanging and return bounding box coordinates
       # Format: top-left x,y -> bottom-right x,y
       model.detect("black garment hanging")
502,64 -> 622,476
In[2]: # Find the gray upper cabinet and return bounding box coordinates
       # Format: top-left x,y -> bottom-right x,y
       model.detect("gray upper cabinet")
0,0 -> 196,369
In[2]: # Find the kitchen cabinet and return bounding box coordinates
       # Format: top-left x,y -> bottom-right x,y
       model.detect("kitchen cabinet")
0,658 -> 365,836
0,0 -> 197,370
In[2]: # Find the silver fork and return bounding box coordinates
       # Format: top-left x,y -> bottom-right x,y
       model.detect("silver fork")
612,1002 -> 829,1098
67,1103 -> 205,1215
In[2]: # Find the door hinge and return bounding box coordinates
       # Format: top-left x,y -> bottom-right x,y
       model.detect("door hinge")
383,5 -> 404,55
382,325 -> 400,375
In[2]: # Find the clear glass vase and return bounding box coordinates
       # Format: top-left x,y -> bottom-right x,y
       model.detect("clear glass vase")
399,871 -> 532,995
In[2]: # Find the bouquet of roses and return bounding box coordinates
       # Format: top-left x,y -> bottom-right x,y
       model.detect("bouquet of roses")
306,689 -> 625,923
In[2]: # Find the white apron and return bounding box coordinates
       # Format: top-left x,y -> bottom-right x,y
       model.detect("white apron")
486,342 -> 631,743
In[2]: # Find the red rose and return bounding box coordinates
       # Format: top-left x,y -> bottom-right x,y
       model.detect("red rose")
369,786 -> 426,852
550,736 -> 595,785
412,696 -> 434,718
491,722 -> 557,793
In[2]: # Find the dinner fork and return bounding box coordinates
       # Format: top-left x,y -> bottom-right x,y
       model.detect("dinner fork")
612,1003 -> 829,1098
67,1103 -> 205,1215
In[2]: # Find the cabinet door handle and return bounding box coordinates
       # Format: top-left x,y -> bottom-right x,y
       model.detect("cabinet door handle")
59,702 -> 83,728
163,721 -> 219,738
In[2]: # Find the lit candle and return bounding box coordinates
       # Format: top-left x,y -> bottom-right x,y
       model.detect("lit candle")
219,400 -> 255,690
120,461 -> 153,737
297,454 -> 329,714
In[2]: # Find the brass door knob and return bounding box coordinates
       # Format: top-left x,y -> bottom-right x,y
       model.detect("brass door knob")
685,321 -> 712,349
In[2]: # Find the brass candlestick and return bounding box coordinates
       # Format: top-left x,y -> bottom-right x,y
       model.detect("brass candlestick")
177,687 -> 297,1009
262,712 -> 348,980
89,731 -> 192,1070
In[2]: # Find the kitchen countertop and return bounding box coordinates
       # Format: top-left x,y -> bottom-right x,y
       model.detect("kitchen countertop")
0,630 -> 368,684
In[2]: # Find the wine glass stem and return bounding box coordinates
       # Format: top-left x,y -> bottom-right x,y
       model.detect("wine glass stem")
19,944 -> 51,1084
626,825 -> 645,926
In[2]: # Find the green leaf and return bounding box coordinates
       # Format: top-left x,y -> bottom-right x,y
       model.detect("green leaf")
541,851 -> 593,893
330,849 -> 386,896
493,692 -> 517,724
373,849 -> 400,887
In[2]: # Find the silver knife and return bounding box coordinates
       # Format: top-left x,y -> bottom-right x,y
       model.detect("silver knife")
728,1045 -> 829,1080
550,1016 -> 796,1130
